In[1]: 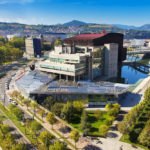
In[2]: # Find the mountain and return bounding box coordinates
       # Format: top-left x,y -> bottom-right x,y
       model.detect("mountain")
112,24 -> 137,30
1,21 -> 150,39
63,20 -> 88,26
139,24 -> 150,30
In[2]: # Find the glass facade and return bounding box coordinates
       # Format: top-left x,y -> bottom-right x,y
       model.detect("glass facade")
40,64 -> 85,72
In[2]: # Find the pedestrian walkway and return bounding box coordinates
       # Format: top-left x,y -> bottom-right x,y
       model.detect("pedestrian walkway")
90,120 -> 143,150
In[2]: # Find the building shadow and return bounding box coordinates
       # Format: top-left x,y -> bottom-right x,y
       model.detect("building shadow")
119,92 -> 142,107
107,132 -> 118,138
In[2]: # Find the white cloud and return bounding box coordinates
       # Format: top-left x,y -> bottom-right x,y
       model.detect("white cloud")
0,0 -> 34,5
0,17 -> 37,24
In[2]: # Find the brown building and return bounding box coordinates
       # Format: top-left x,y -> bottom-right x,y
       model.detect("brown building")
64,32 -> 126,63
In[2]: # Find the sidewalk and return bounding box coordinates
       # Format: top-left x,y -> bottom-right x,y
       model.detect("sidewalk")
90,120 -> 143,150
18,104 -> 76,150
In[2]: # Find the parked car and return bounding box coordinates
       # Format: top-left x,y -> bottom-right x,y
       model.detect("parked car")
11,100 -> 18,105
8,98 -> 13,102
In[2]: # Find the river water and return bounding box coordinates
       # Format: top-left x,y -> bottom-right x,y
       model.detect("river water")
120,55 -> 149,84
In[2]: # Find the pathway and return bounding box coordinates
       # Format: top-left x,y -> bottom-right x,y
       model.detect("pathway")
90,120 -> 143,150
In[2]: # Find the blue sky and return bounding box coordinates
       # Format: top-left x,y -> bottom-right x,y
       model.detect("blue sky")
0,0 -> 150,26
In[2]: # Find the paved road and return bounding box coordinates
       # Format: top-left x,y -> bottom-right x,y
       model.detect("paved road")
3,119 -> 33,148
0,62 -> 35,150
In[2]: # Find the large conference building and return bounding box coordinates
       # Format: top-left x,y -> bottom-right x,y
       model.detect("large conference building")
39,31 -> 126,81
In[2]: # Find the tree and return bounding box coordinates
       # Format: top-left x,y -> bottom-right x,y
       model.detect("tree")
30,101 -> 38,119
73,100 -> 84,114
25,119 -> 32,134
46,112 -> 57,129
61,101 -> 75,122
43,96 -> 55,111
23,98 -> 30,110
94,110 -> 103,120
70,130 -> 80,148
8,104 -> 24,121
9,37 -> 25,50
11,144 -> 27,150
1,133 -> 16,150
138,126 -> 150,148
8,104 -> 16,112
99,125 -> 109,137
108,108 -> 119,117
30,120 -> 42,137
38,109 -> 45,120
112,103 -> 121,112
49,141 -> 67,150
80,110 -> 91,136
18,94 -> 24,103
118,122 -> 129,140
11,90 -> 20,100
51,103 -> 64,117
13,107 -> 24,121
104,117 -> 114,126
124,112 -> 136,126
38,131 -> 54,149
0,124 -> 10,138
54,38 -> 63,46
105,103 -> 113,111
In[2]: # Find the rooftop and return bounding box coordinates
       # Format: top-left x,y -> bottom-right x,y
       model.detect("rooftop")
70,33 -> 107,40
15,71 -> 130,95
16,70 -> 52,93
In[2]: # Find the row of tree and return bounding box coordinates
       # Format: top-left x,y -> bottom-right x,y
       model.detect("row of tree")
118,88 -> 150,149
10,91 -> 69,149
0,119 -> 27,150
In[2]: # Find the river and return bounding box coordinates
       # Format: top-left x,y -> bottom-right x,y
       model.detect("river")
120,55 -> 150,84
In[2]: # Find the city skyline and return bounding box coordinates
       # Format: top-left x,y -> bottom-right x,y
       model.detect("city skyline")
0,0 -> 150,26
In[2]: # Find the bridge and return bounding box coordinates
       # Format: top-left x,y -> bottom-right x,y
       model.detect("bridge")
122,61 -> 150,74
127,48 -> 150,55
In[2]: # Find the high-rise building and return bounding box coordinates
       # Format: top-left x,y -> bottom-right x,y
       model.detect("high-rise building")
25,37 -> 42,59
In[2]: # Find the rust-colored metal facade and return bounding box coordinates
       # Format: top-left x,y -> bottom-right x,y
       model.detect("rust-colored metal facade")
64,33 -> 126,62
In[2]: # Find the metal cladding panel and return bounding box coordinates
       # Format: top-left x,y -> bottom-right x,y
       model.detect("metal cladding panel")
64,33 -> 126,62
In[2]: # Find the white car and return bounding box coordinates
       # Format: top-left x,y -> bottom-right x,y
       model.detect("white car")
8,98 -> 13,102
11,100 -> 18,105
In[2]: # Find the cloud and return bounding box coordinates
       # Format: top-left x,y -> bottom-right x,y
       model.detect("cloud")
0,0 -> 34,5
0,17 -> 37,24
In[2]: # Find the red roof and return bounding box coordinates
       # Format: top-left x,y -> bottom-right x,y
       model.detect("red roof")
71,33 -> 107,40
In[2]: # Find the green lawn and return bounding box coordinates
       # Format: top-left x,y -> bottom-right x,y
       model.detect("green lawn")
88,111 -> 110,136
120,134 -> 149,150
128,79 -> 144,92
0,112 -> 7,121
0,72 -> 6,79
137,59 -> 150,65
70,111 -> 111,136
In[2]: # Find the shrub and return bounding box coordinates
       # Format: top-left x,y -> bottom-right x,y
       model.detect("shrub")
51,103 -> 64,117
105,103 -> 113,111
80,111 -> 91,133
138,126 -> 150,147
99,125 -> 109,137
94,110 -> 103,120
73,100 -> 84,114
61,101 -> 75,122
112,103 -> 121,111
108,108 -> 119,117
104,117 -> 114,126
